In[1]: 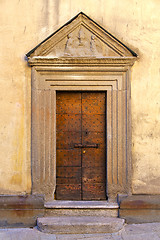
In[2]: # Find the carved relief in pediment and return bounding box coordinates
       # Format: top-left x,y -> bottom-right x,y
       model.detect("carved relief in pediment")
26,12 -> 137,60
47,26 -> 119,58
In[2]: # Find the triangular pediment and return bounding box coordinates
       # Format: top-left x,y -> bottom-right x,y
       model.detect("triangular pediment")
26,12 -> 137,59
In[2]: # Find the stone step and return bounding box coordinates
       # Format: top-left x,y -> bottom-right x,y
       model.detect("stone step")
45,200 -> 119,209
44,201 -> 119,218
37,216 -> 125,234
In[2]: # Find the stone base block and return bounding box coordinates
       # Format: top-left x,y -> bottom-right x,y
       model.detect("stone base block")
119,209 -> 160,224
0,195 -> 44,227
119,195 -> 160,224
0,209 -> 44,228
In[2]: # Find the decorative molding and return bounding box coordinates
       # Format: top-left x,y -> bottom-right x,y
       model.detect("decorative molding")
28,57 -> 136,67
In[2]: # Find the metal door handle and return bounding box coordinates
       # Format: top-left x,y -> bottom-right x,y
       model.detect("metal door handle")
74,144 -> 99,148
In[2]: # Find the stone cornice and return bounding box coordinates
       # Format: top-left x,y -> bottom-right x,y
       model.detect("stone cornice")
28,57 -> 137,67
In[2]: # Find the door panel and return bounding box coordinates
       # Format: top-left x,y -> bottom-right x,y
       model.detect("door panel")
81,92 -> 106,200
82,183 -> 106,200
82,131 -> 106,147
57,149 -> 81,167
82,149 -> 105,167
56,184 -> 81,200
56,99 -> 81,114
56,91 -> 106,200
57,166 -> 81,178
56,131 -> 81,149
82,167 -> 106,183
56,114 -> 81,132
82,97 -> 105,115
82,114 -> 105,132
56,92 -> 82,200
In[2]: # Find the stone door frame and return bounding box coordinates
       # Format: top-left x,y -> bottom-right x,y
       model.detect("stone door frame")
30,58 -> 135,201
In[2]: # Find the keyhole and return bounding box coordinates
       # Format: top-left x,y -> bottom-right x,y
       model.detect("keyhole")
86,131 -> 88,135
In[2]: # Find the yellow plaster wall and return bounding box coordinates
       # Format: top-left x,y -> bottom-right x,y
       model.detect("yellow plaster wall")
0,0 -> 160,194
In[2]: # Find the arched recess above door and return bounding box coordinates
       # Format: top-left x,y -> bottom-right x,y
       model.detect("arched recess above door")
26,12 -> 137,201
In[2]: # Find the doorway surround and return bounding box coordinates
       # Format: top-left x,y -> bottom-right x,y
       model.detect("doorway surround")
27,12 -> 137,201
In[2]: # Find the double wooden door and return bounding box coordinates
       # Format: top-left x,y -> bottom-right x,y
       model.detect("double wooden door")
56,92 -> 106,200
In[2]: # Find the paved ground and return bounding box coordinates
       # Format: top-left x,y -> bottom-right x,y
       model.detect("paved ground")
0,222 -> 160,239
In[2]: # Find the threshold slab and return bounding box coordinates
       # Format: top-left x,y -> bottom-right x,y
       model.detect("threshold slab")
44,201 -> 119,209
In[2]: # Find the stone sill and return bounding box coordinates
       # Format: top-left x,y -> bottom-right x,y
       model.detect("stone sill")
44,201 -> 119,209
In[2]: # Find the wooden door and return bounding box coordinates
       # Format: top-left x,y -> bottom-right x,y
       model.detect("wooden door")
56,92 -> 106,200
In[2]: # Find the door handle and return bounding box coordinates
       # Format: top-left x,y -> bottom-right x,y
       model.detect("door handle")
74,144 -> 99,148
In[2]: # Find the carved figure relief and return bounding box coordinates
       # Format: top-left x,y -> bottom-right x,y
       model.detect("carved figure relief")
48,25 -> 117,58
64,27 -> 97,57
